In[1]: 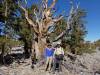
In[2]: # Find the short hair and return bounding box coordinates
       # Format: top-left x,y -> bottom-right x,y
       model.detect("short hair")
47,44 -> 52,46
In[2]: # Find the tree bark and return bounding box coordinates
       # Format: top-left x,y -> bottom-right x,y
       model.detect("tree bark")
24,40 -> 31,58
1,42 -> 6,64
32,36 -> 47,59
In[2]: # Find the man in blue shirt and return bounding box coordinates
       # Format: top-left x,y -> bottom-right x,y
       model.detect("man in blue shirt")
44,44 -> 54,71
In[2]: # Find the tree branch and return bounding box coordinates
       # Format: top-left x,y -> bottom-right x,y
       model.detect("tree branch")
34,9 -> 43,35
49,0 -> 56,9
43,21 -> 54,33
53,15 -> 63,22
54,0 -> 75,41
43,0 -> 48,9
34,9 -> 40,26
18,1 -> 39,34
19,6 -> 35,26
45,0 -> 48,3
43,15 -> 63,34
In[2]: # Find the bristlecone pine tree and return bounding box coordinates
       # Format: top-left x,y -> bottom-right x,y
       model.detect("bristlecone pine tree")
18,0 -> 63,58
18,0 -> 86,58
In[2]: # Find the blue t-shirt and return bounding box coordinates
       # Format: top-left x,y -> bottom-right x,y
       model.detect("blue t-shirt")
44,48 -> 54,57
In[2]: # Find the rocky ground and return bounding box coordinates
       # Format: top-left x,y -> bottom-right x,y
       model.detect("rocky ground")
0,59 -> 71,75
0,49 -> 100,75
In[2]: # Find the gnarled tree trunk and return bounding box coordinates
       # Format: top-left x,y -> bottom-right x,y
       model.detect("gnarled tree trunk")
32,36 -> 47,59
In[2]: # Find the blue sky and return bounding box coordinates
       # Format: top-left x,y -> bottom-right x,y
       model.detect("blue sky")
55,0 -> 100,42
64,0 -> 100,42
79,0 -> 100,42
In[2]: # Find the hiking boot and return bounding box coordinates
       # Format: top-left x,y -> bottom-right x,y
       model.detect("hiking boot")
52,71 -> 55,74
45,69 -> 48,71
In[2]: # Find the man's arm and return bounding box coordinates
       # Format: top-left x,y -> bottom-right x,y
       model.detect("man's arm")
44,48 -> 47,58
62,48 -> 64,55
53,48 -> 56,58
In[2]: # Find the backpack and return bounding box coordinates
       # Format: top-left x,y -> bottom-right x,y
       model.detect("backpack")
55,54 -> 64,60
